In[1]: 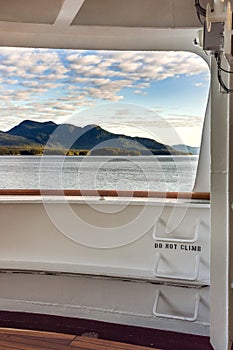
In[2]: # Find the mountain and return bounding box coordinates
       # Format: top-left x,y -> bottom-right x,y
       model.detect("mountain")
0,130 -> 40,147
0,119 -> 187,155
9,120 -> 59,144
172,144 -> 199,155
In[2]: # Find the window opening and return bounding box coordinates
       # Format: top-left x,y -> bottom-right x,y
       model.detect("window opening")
0,48 -> 210,192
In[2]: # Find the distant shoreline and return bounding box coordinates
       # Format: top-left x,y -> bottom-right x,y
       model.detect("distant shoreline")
0,147 -> 192,156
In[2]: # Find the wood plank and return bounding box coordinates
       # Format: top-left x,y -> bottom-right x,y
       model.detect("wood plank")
0,328 -> 157,350
0,328 -> 76,349
0,335 -> 75,350
0,338 -> 80,350
70,336 -> 159,350
0,345 -> 21,350
7,335 -> 74,348
0,338 -> 70,350
0,328 -> 76,341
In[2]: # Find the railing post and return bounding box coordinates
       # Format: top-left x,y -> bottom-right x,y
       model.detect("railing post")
210,54 -> 232,350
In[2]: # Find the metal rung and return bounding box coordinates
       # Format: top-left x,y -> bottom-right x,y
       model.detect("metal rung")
154,252 -> 201,281
153,218 -> 201,243
153,290 -> 201,322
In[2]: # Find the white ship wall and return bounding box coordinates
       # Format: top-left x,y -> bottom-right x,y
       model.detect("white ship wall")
0,197 -> 210,336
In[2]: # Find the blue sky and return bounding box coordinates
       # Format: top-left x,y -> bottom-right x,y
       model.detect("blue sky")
0,48 -> 210,146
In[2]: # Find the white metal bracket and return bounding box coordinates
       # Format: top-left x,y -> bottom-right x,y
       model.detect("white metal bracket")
153,290 -> 201,322
152,218 -> 201,243
154,252 -> 201,281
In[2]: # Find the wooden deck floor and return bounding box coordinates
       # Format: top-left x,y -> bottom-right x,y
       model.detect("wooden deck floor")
0,328 -> 158,350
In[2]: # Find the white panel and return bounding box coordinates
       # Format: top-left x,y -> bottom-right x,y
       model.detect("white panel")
0,199 -> 210,285
0,25 -> 205,55
193,95 -> 210,192
71,0 -> 200,28
0,272 -> 210,336
0,0 -> 63,24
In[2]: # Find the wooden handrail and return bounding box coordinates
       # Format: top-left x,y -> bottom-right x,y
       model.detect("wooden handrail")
0,189 -> 210,200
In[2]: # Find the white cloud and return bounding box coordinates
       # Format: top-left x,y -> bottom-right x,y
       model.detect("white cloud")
54,66 -> 69,75
30,65 -> 49,74
6,79 -> 18,85
194,82 -> 205,87
67,53 -> 102,66
71,77 -> 90,84
86,87 -> 124,101
91,78 -> 110,86
21,81 -> 41,88
0,48 -> 209,138
40,82 -> 62,89
14,91 -> 32,100
133,90 -> 147,95
38,73 -> 67,81
118,61 -> 142,73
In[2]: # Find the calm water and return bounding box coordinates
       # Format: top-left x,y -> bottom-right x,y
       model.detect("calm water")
0,155 -> 198,191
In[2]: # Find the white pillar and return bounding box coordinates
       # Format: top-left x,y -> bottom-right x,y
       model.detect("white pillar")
210,54 -> 232,350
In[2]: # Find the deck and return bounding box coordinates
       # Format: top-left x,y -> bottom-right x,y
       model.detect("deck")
0,328 -> 157,350
0,310 -> 214,350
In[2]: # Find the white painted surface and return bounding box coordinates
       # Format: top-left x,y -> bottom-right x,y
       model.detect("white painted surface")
0,198 -> 210,336
54,0 -> 86,26
193,95 -> 211,192
0,272 -> 210,336
210,55 -> 232,350
0,200 -> 210,285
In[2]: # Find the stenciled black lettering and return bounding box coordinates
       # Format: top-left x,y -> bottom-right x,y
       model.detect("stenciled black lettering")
155,243 -> 163,249
180,244 -> 202,252
164,243 -> 178,250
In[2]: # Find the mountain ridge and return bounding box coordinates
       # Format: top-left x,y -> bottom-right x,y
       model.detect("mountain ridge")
0,120 -> 193,155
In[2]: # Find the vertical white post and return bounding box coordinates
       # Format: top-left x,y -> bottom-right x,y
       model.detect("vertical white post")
210,55 -> 232,350
229,55 -> 233,350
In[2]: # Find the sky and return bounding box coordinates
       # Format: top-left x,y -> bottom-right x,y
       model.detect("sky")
0,48 -> 210,146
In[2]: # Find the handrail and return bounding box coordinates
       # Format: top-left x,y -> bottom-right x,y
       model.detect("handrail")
0,189 -> 210,200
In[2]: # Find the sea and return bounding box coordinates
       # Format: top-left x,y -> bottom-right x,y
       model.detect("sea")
0,155 -> 198,191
